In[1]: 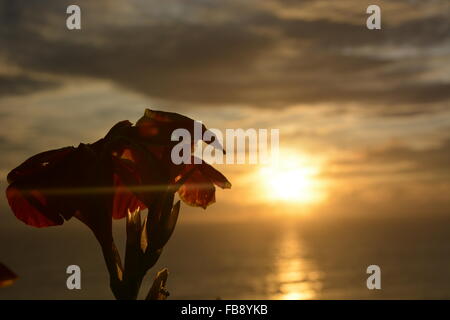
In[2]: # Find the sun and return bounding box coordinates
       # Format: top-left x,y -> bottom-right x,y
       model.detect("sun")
258,151 -> 324,204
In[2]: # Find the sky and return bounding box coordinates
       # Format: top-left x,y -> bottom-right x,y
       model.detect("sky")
0,0 -> 449,225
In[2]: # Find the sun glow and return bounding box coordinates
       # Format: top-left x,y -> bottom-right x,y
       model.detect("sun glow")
258,151 -> 324,204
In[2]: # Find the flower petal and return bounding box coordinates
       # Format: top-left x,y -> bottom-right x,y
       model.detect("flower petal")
177,174 -> 216,209
112,146 -> 168,215
135,109 -> 208,146
200,162 -> 232,189
6,147 -> 78,227
6,144 -> 113,229
7,147 -> 74,184
112,172 -> 146,220
169,157 -> 231,209
6,186 -> 64,227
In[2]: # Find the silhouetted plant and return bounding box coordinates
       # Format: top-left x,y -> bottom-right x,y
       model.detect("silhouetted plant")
0,262 -> 17,288
5,109 -> 231,299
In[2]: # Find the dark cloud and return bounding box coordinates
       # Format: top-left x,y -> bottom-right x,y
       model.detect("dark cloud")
363,138 -> 450,173
0,136 -> 35,172
0,74 -> 59,96
0,0 -> 449,114
329,138 -> 450,178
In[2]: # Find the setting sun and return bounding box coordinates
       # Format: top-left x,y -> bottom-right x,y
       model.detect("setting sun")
258,152 -> 325,204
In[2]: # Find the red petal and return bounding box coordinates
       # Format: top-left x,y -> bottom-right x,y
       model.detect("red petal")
7,147 -> 74,184
6,186 -> 64,227
5,145 -> 110,228
200,162 -> 232,189
112,173 -> 146,219
177,170 -> 216,209
5,147 -> 78,227
135,109 -> 207,146
112,147 -> 167,215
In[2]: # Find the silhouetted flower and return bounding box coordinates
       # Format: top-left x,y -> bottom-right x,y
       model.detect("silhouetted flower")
114,109 -> 231,211
5,109 -> 231,299
6,110 -> 230,230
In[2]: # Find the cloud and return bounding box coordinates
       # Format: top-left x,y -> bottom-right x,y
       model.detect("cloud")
0,74 -> 59,96
327,138 -> 450,179
361,138 -> 450,173
0,0 -> 448,114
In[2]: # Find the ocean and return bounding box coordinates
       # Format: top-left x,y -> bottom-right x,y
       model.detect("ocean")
1,214 -> 450,299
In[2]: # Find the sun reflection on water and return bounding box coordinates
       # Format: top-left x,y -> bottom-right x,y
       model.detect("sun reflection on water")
270,226 -> 322,300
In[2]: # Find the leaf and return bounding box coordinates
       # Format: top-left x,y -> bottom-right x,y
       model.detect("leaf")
160,200 -> 180,247
123,208 -> 142,283
145,268 -> 169,300
140,215 -> 148,253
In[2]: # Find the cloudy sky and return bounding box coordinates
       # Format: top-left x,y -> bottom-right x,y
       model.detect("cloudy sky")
0,0 -> 449,224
